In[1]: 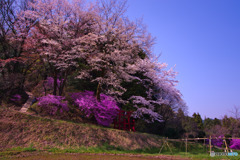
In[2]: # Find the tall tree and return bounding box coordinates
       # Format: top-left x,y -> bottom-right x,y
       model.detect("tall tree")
11,0 -> 187,124
0,0 -> 36,102
192,112 -> 203,130
77,0 -> 150,101
17,0 -> 97,95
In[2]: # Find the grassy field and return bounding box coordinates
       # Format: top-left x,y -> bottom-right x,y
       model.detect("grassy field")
1,139 -> 240,160
1,107 -> 240,160
1,146 -> 240,160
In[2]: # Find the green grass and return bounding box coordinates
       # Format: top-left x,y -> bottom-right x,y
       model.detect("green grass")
1,142 -> 240,160
0,145 -> 37,159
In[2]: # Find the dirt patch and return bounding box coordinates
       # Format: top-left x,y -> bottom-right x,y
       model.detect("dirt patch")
7,152 -> 190,160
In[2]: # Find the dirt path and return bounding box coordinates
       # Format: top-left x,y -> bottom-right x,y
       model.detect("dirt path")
19,92 -> 34,113
6,152 -> 190,160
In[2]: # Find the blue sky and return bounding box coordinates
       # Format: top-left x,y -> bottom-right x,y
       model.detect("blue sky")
126,0 -> 240,119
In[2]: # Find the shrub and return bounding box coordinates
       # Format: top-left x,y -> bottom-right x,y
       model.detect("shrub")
206,136 -> 223,148
230,139 -> 240,150
37,94 -> 69,115
206,137 -> 240,149
71,91 -> 119,126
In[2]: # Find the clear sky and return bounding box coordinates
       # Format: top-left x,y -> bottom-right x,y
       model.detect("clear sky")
126,0 -> 240,119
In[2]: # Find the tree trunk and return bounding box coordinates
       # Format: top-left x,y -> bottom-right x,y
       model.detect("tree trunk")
53,71 -> 57,95
96,82 -> 101,101
43,80 -> 47,96
58,77 -> 67,96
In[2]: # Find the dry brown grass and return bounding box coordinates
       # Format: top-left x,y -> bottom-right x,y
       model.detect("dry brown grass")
0,107 -> 162,151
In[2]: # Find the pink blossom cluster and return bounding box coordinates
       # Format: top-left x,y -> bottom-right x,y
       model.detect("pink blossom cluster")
37,94 -> 69,115
71,91 -> 119,126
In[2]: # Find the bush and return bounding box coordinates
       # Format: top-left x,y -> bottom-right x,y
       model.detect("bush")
70,91 -> 119,126
206,136 -> 223,148
37,94 -> 69,115
230,139 -> 240,150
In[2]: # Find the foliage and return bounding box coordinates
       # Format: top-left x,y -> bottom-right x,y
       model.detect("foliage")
222,115 -> 240,137
212,137 -> 223,148
37,94 -> 69,115
205,136 -> 240,150
203,118 -> 221,131
205,136 -> 223,148
71,91 -> 119,126
15,0 -> 97,95
192,113 -> 203,130
0,0 -> 40,104
230,139 -> 240,150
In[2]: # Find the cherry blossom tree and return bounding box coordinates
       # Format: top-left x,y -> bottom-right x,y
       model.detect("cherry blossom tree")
16,0 -> 97,95
0,0 -> 38,102
77,0 -> 154,102
75,0 -> 186,123
127,56 -> 186,122
9,0 -> 187,124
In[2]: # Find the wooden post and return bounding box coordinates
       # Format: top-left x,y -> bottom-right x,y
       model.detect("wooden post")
204,138 -> 206,152
159,138 -> 166,153
185,138 -> 188,155
209,136 -> 212,153
223,136 -> 229,153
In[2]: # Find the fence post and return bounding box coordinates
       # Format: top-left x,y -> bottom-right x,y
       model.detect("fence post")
204,138 -> 206,152
185,138 -> 188,155
209,136 -> 212,153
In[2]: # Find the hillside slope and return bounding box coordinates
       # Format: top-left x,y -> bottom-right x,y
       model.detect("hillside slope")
0,108 -> 162,151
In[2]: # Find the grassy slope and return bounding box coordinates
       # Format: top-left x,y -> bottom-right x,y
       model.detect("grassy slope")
1,107 -> 240,160
0,107 -> 162,151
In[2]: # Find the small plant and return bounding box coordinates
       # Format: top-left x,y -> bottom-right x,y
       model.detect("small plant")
23,144 -> 37,152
